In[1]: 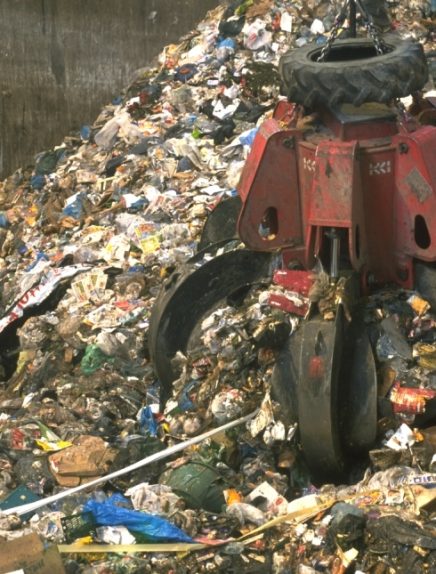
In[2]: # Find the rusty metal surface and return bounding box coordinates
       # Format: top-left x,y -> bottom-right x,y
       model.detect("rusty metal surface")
237,119 -> 304,252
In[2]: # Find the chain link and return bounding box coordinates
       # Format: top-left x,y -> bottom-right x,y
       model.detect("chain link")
316,0 -> 350,62
317,0 -> 388,62
355,0 -> 388,55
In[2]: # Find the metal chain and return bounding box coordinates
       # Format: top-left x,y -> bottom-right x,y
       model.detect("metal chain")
316,0 -> 350,62
393,98 -> 411,126
354,0 -> 388,55
317,0 -> 388,62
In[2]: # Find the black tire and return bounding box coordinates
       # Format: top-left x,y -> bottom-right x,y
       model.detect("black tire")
279,35 -> 428,108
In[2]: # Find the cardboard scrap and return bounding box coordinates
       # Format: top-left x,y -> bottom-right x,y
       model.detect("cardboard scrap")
48,435 -> 117,487
0,533 -> 65,574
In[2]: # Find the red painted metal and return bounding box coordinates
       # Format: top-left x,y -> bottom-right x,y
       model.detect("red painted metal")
237,119 -> 304,252
236,100 -> 436,291
272,100 -> 298,123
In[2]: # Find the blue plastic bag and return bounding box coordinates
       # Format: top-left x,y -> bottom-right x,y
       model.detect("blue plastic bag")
217,38 -> 236,50
239,128 -> 258,147
63,192 -> 85,219
84,494 -> 193,543
138,405 -> 158,437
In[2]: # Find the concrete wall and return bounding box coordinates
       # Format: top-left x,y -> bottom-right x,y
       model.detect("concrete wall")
0,0 -> 221,178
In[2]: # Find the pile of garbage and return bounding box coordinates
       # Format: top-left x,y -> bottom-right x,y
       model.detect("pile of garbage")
0,0 -> 436,572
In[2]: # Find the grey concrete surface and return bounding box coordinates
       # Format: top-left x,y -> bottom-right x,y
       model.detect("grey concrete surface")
0,0 -> 222,178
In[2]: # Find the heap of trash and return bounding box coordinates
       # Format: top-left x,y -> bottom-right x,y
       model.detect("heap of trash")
0,1 -> 436,572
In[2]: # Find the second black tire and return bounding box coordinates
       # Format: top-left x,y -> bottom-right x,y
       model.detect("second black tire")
279,34 -> 428,108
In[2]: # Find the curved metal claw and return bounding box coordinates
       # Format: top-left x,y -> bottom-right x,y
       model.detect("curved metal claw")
296,307 -> 347,480
197,196 -> 241,252
341,319 -> 377,452
149,248 -> 274,403
272,304 -> 377,481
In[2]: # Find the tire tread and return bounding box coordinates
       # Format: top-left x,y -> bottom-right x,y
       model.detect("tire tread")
279,37 -> 428,107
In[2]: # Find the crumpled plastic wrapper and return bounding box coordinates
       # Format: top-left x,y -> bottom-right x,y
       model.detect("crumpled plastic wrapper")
125,483 -> 181,515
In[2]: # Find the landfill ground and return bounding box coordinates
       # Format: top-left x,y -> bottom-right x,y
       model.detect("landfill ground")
1,0 -> 436,572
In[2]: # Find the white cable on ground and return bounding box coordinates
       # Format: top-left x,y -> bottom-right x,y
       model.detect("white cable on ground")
2,410 -> 258,517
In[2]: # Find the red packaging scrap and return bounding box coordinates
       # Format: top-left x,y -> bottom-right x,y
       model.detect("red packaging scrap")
273,269 -> 314,295
268,269 -> 313,316
390,381 -> 436,414
268,292 -> 309,316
